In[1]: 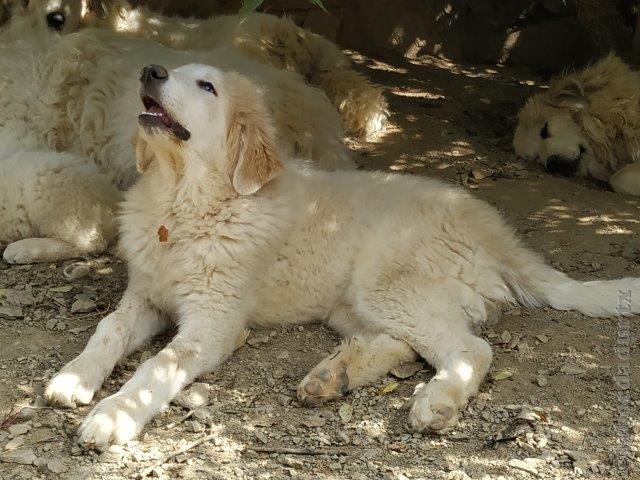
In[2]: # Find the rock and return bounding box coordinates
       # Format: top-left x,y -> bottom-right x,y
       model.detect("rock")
508,458 -> 538,475
560,363 -> 586,375
47,458 -> 68,474
4,436 -> 24,451
71,295 -> 97,314
186,421 -> 205,433
338,404 -> 353,423
247,335 -> 270,348
303,415 -> 326,428
173,382 -> 210,410
7,424 -> 31,438
0,305 -> 24,319
535,375 -> 548,387
280,456 -> 304,469
566,450 -> 589,462
0,289 -> 38,306
0,448 -> 36,465
390,361 -> 424,379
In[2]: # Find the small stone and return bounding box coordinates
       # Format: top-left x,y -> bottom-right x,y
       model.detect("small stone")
71,296 -> 97,314
173,382 -> 210,410
535,334 -> 549,343
535,375 -> 548,387
8,424 -> 31,438
47,458 -> 67,474
1,289 -> 38,306
338,404 -> 353,423
4,436 -> 25,451
560,363 -> 586,375
303,415 -> 326,428
566,450 -> 589,462
187,421 -> 205,433
45,318 -> 58,330
499,331 -> 512,344
255,431 -> 268,444
280,456 -> 304,469
0,305 -> 24,319
491,368 -> 513,381
0,448 -> 36,465
576,408 -> 587,417
390,361 -> 424,379
247,335 -> 270,348
276,351 -> 290,360
508,458 -> 538,475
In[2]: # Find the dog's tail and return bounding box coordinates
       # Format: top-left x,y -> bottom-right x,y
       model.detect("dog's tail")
500,244 -> 638,318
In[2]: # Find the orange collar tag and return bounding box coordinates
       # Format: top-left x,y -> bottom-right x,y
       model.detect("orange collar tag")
157,225 -> 169,243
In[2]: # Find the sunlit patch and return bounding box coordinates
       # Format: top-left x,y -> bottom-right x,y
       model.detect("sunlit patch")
455,362 -> 474,382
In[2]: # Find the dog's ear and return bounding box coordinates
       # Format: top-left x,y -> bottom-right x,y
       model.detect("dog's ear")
133,133 -> 155,173
226,73 -> 283,196
549,80 -> 588,111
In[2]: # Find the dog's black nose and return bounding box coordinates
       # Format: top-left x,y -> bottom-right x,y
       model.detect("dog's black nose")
46,11 -> 65,31
140,65 -> 169,84
546,155 -> 580,177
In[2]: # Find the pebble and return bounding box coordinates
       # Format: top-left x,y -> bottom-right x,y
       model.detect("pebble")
390,361 -> 424,379
507,458 -> 538,475
71,295 -> 97,314
0,448 -> 36,465
247,335 -> 270,347
535,375 -> 548,387
174,382 -> 211,409
280,456 -> 304,469
560,363 -> 586,375
7,424 -> 31,438
47,458 -> 68,474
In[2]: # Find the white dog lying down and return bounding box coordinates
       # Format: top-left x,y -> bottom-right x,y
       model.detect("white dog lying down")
45,63 -> 640,450
514,55 -> 640,196
0,28 -> 352,264
6,0 -> 388,138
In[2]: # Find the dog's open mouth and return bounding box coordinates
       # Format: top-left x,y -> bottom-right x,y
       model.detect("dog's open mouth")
139,95 -> 191,141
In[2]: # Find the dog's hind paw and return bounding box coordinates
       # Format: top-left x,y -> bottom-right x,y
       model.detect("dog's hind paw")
297,364 -> 349,407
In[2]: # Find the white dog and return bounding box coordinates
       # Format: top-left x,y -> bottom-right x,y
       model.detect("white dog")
5,0 -> 388,138
514,54 -> 640,196
0,27 -> 352,264
46,63 -> 640,450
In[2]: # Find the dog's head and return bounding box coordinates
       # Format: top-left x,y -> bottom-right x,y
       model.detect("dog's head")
513,80 -> 602,179
136,63 -> 283,196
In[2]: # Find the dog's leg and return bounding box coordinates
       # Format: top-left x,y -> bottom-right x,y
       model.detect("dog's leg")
76,309 -> 245,450
406,325 -> 492,433
46,291 -> 166,408
610,162 -> 640,196
297,333 -> 416,406
3,238 -> 85,264
297,303 -> 417,406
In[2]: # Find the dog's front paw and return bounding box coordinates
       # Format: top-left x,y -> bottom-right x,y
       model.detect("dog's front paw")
297,364 -> 349,407
408,382 -> 460,433
46,364 -> 102,408
3,241 -> 37,264
78,395 -> 145,450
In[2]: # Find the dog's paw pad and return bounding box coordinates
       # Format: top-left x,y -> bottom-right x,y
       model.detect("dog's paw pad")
297,366 -> 349,407
409,400 -> 459,433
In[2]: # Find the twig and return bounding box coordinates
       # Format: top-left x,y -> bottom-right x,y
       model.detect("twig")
138,433 -> 217,478
245,446 -> 347,456
165,410 -> 194,429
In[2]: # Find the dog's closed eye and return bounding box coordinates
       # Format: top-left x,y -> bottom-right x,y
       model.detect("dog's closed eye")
197,80 -> 217,96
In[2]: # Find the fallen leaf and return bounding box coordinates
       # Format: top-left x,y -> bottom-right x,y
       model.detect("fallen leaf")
378,381 -> 399,395
491,368 -> 513,381
338,404 -> 353,423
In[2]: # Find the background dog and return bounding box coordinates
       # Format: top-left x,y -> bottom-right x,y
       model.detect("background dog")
46,64 -> 640,450
514,54 -> 640,196
0,26 -> 353,264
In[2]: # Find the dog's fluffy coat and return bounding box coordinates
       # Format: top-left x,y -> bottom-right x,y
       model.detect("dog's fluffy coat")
0,27 -> 352,263
514,55 -> 640,195
46,65 -> 640,450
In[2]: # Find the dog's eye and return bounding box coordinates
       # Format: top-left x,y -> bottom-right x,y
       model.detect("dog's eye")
197,80 -> 217,96
540,122 -> 550,139
46,11 -> 66,31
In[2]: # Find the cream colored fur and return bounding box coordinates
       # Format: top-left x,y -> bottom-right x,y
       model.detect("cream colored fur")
0,26 -> 352,263
514,55 -> 640,195
5,0 -> 388,138
46,65 -> 640,450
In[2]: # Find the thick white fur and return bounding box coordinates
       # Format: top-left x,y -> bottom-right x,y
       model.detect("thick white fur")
0,145 -> 120,263
6,0 -> 388,138
46,65 -> 640,450
0,27 -> 352,263
514,55 -> 640,195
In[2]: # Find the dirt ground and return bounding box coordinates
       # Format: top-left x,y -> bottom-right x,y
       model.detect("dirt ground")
0,50 -> 639,480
